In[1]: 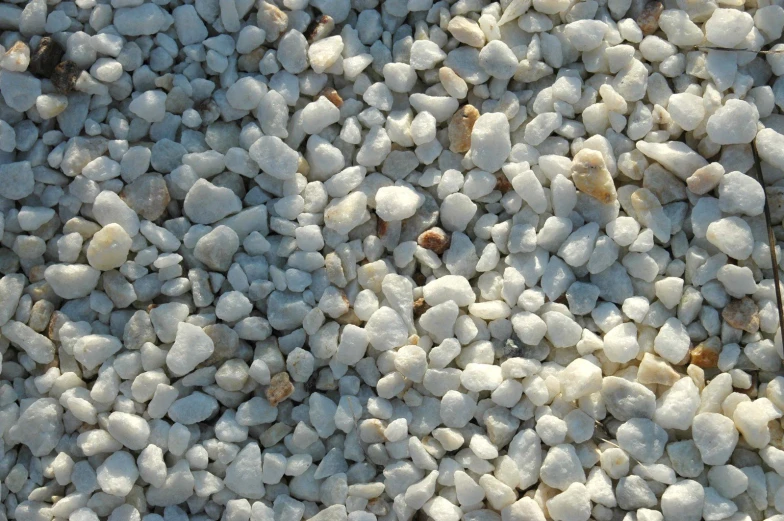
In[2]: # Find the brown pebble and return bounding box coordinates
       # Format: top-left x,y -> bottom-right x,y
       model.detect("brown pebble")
318,87 -> 343,108
413,297 -> 429,318
307,15 -> 335,42
377,219 -> 388,238
495,173 -> 513,193
448,104 -> 479,153
28,37 -> 64,77
690,338 -> 720,369
637,1 -> 664,35
51,61 -> 81,93
413,272 -> 426,287
266,372 -> 295,406
722,297 -> 760,333
417,227 -> 451,254
336,309 -> 362,326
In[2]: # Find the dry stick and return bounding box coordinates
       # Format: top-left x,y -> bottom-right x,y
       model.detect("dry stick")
697,46 -> 784,55
750,141 -> 784,336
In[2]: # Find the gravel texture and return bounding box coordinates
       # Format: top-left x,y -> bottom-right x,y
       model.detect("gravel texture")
1,0 -> 784,521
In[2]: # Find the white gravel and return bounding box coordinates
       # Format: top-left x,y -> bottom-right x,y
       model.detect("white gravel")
1,0 -> 784,520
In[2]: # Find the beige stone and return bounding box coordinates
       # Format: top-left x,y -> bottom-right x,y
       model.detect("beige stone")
448,104 -> 479,153
571,148 -> 617,204
87,223 -> 132,271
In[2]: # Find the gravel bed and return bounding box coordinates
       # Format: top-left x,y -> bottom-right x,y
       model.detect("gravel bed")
1,0 -> 784,520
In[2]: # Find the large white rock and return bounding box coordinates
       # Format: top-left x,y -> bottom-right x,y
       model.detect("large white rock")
470,112 -> 511,173
166,323 -> 215,377
706,100 -> 759,145
375,186 -> 424,221
718,171 -> 765,216
423,275 -> 476,307
661,480 -> 705,521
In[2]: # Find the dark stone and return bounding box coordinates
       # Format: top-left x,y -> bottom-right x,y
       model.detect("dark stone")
50,61 -> 80,93
28,37 -> 64,77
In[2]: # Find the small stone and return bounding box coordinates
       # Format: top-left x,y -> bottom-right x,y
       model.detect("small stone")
249,136 -> 299,180
0,70 -> 40,111
707,100 -> 759,145
448,104 -> 479,153
448,16 -> 486,47
636,141 -> 707,181
661,480 -> 705,521
722,297 -> 760,333
470,112 -> 511,173
1,321 -> 55,364
167,323 -> 215,377
601,376 -> 656,420
547,483 -> 592,521
617,418 -> 668,463
603,323 -> 640,363
2,41 -> 30,72
718,171 -> 764,216
308,35 -> 343,73
692,412 -> 738,464
564,20 -> 608,51
129,90 -> 167,123
375,186 -> 424,221
121,174 -> 170,221
690,338 -> 721,368
7,398 -> 63,457
706,217 -> 753,260
637,1 -> 663,35
667,93 -> 704,131
50,61 -> 80,93
687,163 -> 724,195
572,148 -> 617,204
35,94 -> 68,118
44,264 -> 101,299
0,161 -> 34,200
28,36 -> 64,77
423,275 -> 476,307
184,179 -> 242,224
107,411 -> 150,450
478,40 -> 518,79
324,192 -> 368,235
266,372 -> 294,406
194,225 -> 240,272
172,4 -> 209,46
114,4 -> 167,36
87,224 -> 132,270
705,9 -> 754,47
224,443 -> 265,499
418,227 -> 451,255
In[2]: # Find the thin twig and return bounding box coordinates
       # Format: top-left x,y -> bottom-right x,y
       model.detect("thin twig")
750,141 -> 784,336
697,46 -> 784,55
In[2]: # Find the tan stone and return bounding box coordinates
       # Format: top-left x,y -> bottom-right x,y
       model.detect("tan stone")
571,148 -> 617,203
690,337 -> 721,369
266,372 -> 295,406
448,105 -> 479,153
722,297 -> 760,333
637,352 -> 681,386
637,1 -> 664,35
686,163 -> 725,195
447,16 -> 486,47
